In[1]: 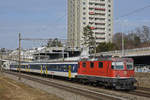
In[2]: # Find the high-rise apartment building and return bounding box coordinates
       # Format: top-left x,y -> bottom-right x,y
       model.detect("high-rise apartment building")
67,0 -> 113,48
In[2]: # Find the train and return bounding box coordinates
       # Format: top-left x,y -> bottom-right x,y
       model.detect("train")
2,57 -> 137,90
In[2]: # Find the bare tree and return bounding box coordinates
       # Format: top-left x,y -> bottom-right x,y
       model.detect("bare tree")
82,25 -> 96,54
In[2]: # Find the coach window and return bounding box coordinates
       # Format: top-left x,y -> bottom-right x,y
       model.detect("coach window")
82,62 -> 86,68
99,62 -> 103,68
90,62 -> 94,68
63,66 -> 67,71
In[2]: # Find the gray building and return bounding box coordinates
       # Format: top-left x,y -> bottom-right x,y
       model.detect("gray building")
67,0 -> 114,48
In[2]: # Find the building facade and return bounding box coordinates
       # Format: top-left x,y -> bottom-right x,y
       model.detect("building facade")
67,0 -> 113,48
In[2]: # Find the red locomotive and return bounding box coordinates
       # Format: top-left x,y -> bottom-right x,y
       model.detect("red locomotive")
77,57 -> 137,90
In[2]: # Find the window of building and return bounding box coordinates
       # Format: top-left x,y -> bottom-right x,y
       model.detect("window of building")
83,7 -> 86,10
95,18 -> 105,21
99,62 -> 103,68
89,22 -> 94,25
108,24 -> 111,26
83,22 -> 86,25
83,12 -> 86,15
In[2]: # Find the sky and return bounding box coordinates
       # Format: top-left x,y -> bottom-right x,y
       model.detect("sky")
0,0 -> 150,49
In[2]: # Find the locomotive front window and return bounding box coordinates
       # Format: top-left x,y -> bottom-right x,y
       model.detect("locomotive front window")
127,63 -> 134,70
112,62 -> 124,70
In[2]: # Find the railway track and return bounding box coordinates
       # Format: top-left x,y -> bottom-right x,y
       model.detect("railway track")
51,74 -> 150,99
4,71 -> 125,100
125,87 -> 150,98
4,71 -> 150,99
137,87 -> 150,92
127,91 -> 150,98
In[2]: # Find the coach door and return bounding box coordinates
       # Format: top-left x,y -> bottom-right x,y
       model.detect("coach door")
28,65 -> 30,72
41,65 -> 48,75
68,65 -> 71,78
25,65 -> 28,72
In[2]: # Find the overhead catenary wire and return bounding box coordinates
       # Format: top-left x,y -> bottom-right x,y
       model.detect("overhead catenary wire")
41,13 -> 67,36
115,3 -> 150,32
116,4 -> 150,20
115,3 -> 150,57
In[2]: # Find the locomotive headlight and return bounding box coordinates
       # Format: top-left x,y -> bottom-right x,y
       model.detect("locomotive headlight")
130,75 -> 134,77
124,71 -> 127,75
116,74 -> 120,78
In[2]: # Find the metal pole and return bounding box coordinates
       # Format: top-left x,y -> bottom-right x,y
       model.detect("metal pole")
18,33 -> 21,80
62,45 -> 64,61
122,32 -> 124,57
94,36 -> 96,57
121,20 -> 125,57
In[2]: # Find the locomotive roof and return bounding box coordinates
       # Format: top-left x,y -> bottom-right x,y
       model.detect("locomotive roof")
80,57 -> 133,62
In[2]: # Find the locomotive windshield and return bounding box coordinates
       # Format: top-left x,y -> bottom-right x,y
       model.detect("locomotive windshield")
111,62 -> 124,70
126,62 -> 134,70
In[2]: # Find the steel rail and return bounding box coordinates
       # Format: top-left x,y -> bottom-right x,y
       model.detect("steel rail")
5,71 -> 125,100
126,91 -> 150,98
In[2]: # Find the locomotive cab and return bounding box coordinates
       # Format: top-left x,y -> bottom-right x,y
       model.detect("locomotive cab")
77,57 -> 136,90
110,58 -> 137,90
111,61 -> 134,78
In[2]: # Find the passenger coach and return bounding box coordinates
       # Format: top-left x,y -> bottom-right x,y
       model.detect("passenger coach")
10,62 -> 78,78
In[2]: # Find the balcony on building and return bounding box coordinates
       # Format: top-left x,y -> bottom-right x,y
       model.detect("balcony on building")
95,8 -> 105,11
95,13 -> 105,16
89,12 -> 95,15
96,37 -> 105,40
90,27 -> 95,30
95,23 -> 105,25
95,32 -> 105,35
95,3 -> 105,6
95,27 -> 105,30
